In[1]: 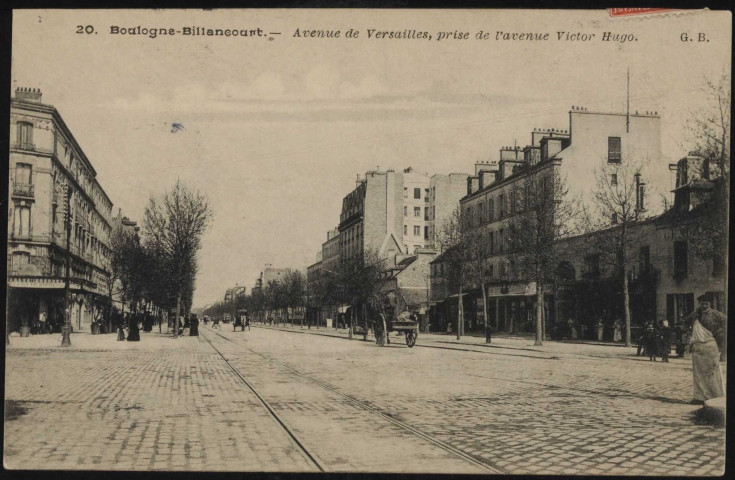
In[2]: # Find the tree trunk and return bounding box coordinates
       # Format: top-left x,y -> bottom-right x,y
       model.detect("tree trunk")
349,303 -> 354,339
623,271 -> 631,347
457,285 -> 462,340
174,291 -> 181,339
482,282 -> 490,343
535,282 -> 544,346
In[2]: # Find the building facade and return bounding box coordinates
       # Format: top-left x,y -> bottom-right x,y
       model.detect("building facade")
430,107 -> 666,336
553,153 -> 726,341
321,228 -> 340,274
339,168 -> 469,265
224,285 -> 246,303
262,264 -> 292,287
426,172 -> 471,248
8,88 -> 114,334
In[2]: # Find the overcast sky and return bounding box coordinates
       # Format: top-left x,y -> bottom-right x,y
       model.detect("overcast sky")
11,9 -> 731,308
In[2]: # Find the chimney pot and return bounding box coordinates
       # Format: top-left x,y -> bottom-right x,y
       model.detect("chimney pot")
16,87 -> 42,102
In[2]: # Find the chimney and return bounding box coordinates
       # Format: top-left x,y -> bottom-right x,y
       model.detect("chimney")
15,87 -> 42,103
475,160 -> 499,176
467,176 -> 480,195
478,170 -> 496,190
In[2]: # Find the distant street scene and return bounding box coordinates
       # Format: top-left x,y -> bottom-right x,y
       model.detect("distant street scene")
6,9 -> 730,476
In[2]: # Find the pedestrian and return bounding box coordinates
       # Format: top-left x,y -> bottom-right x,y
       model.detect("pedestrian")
189,314 -> 199,336
675,316 -> 690,358
644,321 -> 657,361
567,318 -> 577,340
637,321 -> 650,356
597,317 -> 605,341
659,319 -> 672,363
38,311 -> 48,334
127,312 -> 140,342
613,318 -> 623,342
684,294 -> 726,405
117,314 -> 126,341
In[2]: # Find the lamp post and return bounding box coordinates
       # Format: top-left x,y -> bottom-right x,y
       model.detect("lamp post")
61,185 -> 73,347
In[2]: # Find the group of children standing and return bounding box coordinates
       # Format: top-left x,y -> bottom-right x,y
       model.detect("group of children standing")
637,319 -> 679,362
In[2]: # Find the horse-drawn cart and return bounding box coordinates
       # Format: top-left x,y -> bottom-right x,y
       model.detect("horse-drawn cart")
345,294 -> 419,347
373,310 -> 418,347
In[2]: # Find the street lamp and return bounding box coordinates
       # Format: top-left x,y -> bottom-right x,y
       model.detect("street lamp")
61,184 -> 73,347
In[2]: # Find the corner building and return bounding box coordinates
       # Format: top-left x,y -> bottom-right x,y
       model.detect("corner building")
8,88 -> 114,334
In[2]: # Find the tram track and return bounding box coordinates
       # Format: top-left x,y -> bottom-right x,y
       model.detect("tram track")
200,326 -> 502,474
251,324 -> 559,360
199,328 -> 326,472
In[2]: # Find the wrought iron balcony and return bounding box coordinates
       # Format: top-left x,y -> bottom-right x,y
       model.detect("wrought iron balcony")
12,183 -> 34,198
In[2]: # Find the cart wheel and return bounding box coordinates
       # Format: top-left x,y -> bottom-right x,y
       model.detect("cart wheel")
405,331 -> 417,348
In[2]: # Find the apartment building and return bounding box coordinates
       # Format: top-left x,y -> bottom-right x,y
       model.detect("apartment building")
8,88 -> 114,333
430,107 -> 666,336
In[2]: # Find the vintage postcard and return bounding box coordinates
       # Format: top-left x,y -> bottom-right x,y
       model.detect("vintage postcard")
6,8 -> 730,475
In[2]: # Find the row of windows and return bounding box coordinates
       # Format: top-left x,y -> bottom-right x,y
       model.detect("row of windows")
340,231 -> 362,246
403,225 -> 430,238
16,120 -> 113,215
403,187 -> 430,200
403,205 -> 436,220
432,240 -> 713,285
464,187 -> 531,228
10,202 -> 110,266
432,260 -> 514,281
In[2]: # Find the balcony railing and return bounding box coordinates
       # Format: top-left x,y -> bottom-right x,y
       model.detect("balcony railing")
12,142 -> 36,152
12,183 -> 34,198
9,233 -> 54,243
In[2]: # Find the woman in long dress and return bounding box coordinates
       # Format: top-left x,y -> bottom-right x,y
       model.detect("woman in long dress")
613,318 -> 623,342
685,295 -> 726,404
127,312 -> 140,341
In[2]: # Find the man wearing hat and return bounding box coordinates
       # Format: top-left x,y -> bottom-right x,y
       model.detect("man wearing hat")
684,293 -> 726,405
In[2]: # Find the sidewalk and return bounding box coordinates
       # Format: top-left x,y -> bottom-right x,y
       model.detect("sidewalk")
5,329 -> 197,352
252,323 -> 700,365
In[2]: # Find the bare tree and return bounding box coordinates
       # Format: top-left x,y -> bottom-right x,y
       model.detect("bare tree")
583,159 -> 648,347
336,249 -> 388,340
109,225 -> 146,319
679,74 -> 730,296
437,206 -> 483,340
509,162 -> 579,346
143,180 -> 212,338
308,269 -> 336,328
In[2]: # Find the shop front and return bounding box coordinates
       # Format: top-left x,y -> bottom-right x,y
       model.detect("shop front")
485,281 -> 555,336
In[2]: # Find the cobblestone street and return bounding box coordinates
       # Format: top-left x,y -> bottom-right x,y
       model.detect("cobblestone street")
4,326 -> 726,474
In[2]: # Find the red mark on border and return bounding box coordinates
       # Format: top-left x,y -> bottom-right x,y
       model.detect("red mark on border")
608,8 -> 680,17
